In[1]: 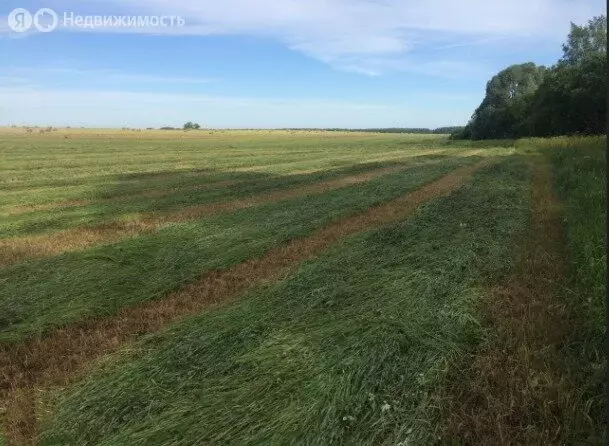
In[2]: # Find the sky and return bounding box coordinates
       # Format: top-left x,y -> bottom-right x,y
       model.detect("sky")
0,0 -> 605,128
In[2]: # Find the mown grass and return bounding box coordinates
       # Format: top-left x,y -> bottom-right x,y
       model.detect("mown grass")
3,130 -> 601,444
521,136 -> 605,326
0,132 -> 446,204
0,155 -> 449,239
37,157 -> 531,445
0,131 -> 464,238
0,156 -> 481,343
427,136 -> 606,444
529,136 -> 606,432
525,137 -> 605,342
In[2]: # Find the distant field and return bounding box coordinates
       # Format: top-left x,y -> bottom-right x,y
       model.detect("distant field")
0,130 -> 604,444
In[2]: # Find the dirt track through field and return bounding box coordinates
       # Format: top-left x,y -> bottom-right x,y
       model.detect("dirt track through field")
0,164 -> 413,266
436,159 -> 583,444
0,159 -> 491,444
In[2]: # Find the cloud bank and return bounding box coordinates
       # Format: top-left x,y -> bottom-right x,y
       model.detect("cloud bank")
2,0 -> 605,74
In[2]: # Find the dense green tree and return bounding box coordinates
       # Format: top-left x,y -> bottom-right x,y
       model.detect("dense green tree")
529,53 -> 606,136
560,15 -> 607,66
454,15 -> 606,140
528,15 -> 607,136
465,63 -> 546,139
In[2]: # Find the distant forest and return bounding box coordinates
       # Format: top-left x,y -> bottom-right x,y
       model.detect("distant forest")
278,127 -> 464,134
452,15 -> 606,140
159,127 -> 465,134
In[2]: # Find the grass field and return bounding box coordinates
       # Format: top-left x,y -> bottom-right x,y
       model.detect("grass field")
0,129 -> 604,444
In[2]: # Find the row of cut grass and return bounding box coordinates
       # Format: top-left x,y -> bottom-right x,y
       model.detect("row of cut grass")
429,136 -> 606,444
1,148 -> 412,184
1,160 -> 489,445
0,134 -> 446,187
0,155 -> 450,238
36,157 -> 531,445
530,136 -> 606,430
0,143 -> 453,207
523,136 -> 606,327
0,158 -> 465,266
0,156 -> 480,343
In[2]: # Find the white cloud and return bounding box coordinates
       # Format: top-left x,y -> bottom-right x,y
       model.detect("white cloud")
111,0 -> 605,74
2,0 -> 604,74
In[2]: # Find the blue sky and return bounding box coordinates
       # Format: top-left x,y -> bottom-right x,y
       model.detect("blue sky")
0,0 -> 605,128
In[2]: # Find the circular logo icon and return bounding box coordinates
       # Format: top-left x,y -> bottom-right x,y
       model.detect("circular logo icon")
8,8 -> 33,32
33,8 -> 58,32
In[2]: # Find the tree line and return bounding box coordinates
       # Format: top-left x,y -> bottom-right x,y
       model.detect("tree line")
278,127 -> 464,134
158,126 -> 463,133
452,15 -> 606,140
